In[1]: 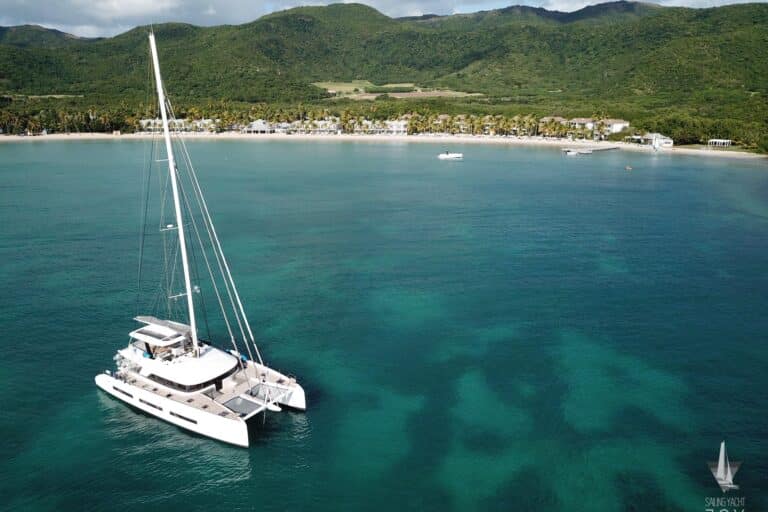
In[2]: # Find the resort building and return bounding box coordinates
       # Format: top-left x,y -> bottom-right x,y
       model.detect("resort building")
569,118 -> 595,130
136,114 -> 634,140
647,132 -> 674,148
190,118 -> 218,132
625,132 -> 674,148
140,118 -> 218,132
708,138 -> 732,148
353,119 -> 376,134
273,122 -> 291,134
140,118 -> 186,132
242,120 -> 274,134
384,120 -> 408,135
311,119 -> 342,134
231,118 -> 342,135
601,119 -> 630,134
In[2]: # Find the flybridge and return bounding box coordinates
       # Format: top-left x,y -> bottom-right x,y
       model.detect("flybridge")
130,317 -> 188,348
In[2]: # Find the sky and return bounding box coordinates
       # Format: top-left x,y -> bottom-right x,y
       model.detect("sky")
0,0 -> 760,37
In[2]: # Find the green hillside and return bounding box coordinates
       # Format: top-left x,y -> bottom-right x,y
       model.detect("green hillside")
1,1 -> 767,148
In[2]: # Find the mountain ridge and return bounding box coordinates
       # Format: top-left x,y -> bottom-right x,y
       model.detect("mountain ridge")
0,1 -> 670,42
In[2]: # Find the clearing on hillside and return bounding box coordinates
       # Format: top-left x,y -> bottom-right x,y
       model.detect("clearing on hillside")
313,81 -> 482,100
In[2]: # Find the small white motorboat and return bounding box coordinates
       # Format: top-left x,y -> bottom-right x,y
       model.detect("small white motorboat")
563,147 -> 591,156
438,151 -> 463,160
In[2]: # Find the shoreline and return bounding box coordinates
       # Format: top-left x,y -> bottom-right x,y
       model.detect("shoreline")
1,132 -> 764,160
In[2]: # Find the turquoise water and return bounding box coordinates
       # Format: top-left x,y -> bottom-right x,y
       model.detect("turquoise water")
1,140 -> 767,511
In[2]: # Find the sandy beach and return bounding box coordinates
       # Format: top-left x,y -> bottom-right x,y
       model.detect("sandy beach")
1,131 -> 765,160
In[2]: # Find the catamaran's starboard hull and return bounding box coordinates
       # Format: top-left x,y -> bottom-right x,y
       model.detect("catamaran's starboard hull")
95,373 -> 250,447
281,381 -> 307,410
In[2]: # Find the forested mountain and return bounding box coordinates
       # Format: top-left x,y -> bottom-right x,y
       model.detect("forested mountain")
1,1 -> 767,147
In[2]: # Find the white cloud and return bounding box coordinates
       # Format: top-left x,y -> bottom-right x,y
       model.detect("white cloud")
0,0 -> 762,37
69,0 -> 181,20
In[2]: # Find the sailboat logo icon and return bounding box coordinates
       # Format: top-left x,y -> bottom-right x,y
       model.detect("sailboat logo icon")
708,441 -> 741,492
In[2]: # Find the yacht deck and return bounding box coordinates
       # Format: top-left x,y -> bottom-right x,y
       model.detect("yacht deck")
122,362 -> 293,420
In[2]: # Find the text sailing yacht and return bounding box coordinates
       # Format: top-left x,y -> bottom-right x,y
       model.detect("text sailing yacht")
95,32 -> 306,447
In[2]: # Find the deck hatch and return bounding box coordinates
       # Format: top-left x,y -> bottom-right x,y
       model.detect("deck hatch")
223,396 -> 264,417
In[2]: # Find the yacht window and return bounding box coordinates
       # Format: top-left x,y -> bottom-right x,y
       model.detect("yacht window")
113,386 -> 133,398
170,411 -> 198,424
139,398 -> 162,411
147,364 -> 239,393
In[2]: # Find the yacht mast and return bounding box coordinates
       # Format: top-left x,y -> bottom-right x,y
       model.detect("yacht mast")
148,32 -> 199,355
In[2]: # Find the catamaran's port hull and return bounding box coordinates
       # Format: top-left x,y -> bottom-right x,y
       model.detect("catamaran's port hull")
95,373 -> 249,447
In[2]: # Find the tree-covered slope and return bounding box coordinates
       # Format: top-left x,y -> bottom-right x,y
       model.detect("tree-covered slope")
1,1 -> 767,139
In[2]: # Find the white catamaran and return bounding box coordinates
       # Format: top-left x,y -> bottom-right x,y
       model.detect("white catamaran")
95,32 -> 306,447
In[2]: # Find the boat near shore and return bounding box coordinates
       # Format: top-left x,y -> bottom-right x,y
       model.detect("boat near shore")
438,151 -> 463,160
563,146 -> 620,156
94,32 -> 306,447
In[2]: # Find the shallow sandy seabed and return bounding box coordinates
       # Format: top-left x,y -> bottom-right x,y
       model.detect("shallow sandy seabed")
1,131 -> 765,160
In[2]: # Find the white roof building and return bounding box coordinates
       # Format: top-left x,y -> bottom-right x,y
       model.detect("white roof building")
384,120 -> 408,135
243,120 -> 274,133
570,118 -> 595,130
601,119 -> 630,134
646,132 -> 674,147
139,118 -> 197,132
626,132 -> 674,148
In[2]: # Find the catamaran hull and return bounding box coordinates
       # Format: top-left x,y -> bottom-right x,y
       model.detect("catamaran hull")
95,373 -> 250,447
281,381 -> 306,410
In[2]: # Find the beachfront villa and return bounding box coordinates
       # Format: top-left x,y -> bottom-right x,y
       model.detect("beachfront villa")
625,132 -> 674,148
570,117 -> 595,130
273,122 -> 292,134
602,119 -> 630,134
347,119 -> 406,135
384,120 -> 408,135
538,117 -> 630,139
138,114 -> 637,140
646,132 -> 674,148
570,118 -> 630,134
242,120 -> 274,134
708,138 -> 732,148
140,118 -> 186,131
353,119 -> 376,134
242,118 -> 343,134
292,119 -> 342,134
140,118 -> 219,132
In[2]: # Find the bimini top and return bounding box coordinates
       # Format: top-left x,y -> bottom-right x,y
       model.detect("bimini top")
130,315 -> 190,347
